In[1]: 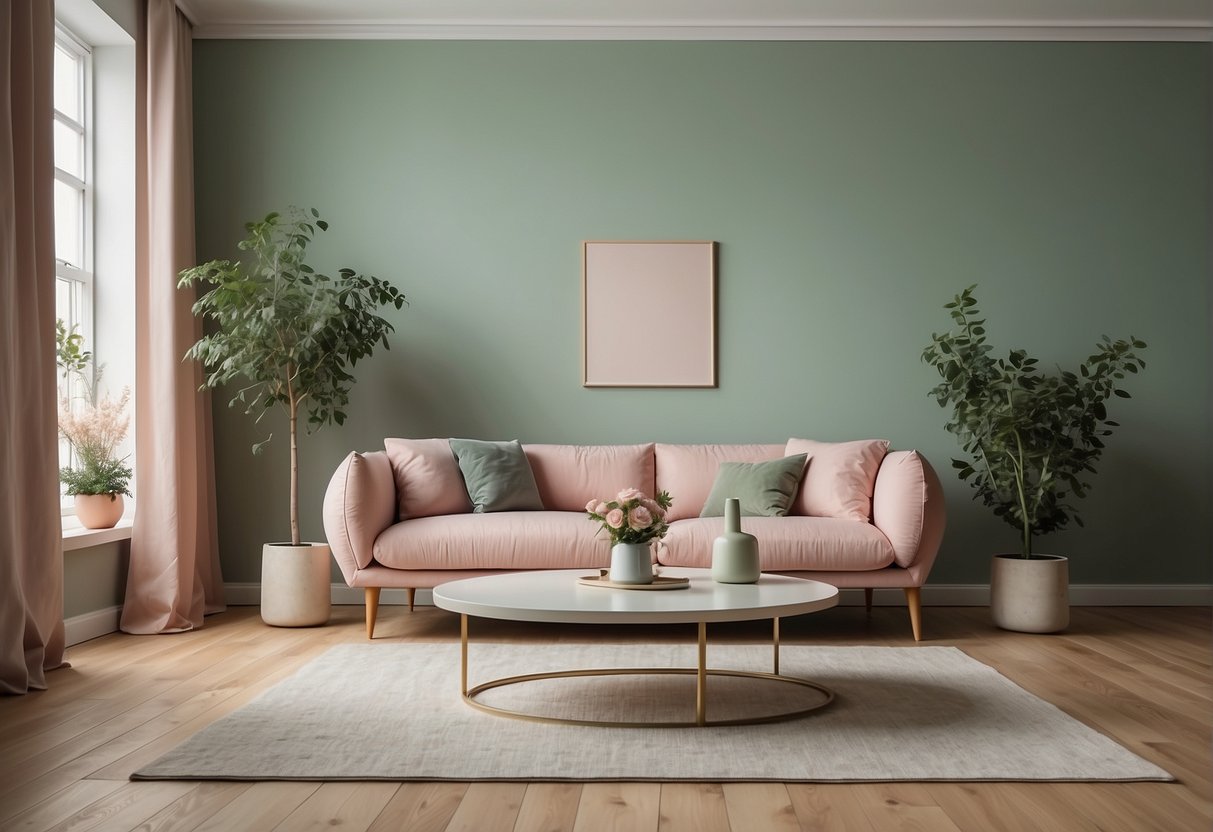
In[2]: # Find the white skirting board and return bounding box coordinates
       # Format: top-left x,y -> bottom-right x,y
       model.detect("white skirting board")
64,605 -> 124,647
63,584 -> 1213,646
221,582 -> 1213,608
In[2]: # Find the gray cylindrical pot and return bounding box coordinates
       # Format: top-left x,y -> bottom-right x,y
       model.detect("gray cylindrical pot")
990,554 -> 1069,633
261,542 -> 332,627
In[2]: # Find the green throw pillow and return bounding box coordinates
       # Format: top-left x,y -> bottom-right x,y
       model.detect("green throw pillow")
449,439 -> 544,513
699,454 -> 808,518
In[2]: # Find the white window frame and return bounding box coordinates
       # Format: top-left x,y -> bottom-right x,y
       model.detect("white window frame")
54,24 -> 94,516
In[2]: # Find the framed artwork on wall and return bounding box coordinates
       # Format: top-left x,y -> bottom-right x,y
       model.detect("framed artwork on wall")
582,240 -> 717,388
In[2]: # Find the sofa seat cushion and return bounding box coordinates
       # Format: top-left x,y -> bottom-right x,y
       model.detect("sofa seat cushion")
658,517 -> 895,572
373,511 -> 627,571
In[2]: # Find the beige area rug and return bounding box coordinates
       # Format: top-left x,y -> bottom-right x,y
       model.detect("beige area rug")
133,643 -> 1172,782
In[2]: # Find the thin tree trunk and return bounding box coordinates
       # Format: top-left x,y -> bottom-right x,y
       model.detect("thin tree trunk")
288,373 -> 300,546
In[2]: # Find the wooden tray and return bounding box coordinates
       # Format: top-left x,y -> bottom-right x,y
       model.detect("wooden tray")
578,571 -> 691,591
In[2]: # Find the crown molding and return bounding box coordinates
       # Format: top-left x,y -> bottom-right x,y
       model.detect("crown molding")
190,18 -> 1212,41
175,0 -> 201,27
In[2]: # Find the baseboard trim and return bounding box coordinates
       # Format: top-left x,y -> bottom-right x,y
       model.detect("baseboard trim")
221,582 -> 1213,607
64,605 -> 123,647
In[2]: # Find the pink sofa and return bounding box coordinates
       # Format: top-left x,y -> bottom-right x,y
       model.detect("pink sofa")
322,440 -> 946,640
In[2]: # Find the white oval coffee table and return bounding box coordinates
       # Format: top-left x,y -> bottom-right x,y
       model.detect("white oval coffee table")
433,567 -> 839,728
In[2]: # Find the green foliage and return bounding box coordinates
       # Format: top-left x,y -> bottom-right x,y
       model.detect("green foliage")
179,208 -> 405,449
921,286 -> 1146,558
179,208 -> 406,544
55,319 -> 92,379
60,455 -> 132,497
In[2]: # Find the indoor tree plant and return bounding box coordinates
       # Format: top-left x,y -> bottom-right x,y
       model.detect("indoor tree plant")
922,285 -> 1146,632
180,208 -> 405,626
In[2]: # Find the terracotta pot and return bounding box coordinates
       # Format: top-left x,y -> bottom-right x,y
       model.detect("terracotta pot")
261,542 -> 332,627
990,554 -> 1069,633
74,493 -> 124,530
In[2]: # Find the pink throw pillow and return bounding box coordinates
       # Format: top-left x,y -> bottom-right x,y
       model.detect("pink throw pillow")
383,438 -> 472,520
784,438 -> 890,522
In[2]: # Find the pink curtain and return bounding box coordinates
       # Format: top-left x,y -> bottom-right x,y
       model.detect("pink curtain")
0,0 -> 66,693
121,0 -> 225,633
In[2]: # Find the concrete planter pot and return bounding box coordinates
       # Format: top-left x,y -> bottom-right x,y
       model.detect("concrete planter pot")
261,542 -> 332,627
990,554 -> 1069,634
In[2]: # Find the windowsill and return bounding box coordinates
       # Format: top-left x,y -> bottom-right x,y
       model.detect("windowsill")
62,515 -> 133,551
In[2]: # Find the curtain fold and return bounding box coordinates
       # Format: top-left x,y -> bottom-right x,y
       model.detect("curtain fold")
0,0 -> 65,694
121,0 -> 225,634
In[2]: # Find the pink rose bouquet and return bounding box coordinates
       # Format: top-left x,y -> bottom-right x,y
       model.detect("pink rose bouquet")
586,488 -> 674,546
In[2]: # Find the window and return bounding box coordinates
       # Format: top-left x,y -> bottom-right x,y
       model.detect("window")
54,26 -> 92,504
54,27 -> 92,348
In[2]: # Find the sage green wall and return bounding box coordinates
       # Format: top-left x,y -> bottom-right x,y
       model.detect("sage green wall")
64,542 -> 128,619
192,41 -> 1210,587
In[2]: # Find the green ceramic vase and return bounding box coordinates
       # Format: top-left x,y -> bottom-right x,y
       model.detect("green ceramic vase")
711,498 -> 760,583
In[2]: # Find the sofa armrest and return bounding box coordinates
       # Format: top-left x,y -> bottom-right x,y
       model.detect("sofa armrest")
322,450 -> 397,585
871,450 -> 947,577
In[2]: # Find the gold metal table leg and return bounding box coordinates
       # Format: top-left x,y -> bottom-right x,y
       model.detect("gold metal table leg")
455,612 -> 832,728
696,621 -> 707,726
460,613 -> 468,696
773,616 -> 780,675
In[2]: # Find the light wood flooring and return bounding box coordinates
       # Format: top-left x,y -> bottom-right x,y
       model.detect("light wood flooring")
0,604 -> 1209,831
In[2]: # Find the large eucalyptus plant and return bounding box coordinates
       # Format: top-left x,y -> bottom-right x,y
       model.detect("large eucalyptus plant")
180,209 -> 406,546
922,286 -> 1146,558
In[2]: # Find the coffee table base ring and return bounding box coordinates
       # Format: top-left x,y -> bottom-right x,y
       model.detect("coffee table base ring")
463,667 -> 834,728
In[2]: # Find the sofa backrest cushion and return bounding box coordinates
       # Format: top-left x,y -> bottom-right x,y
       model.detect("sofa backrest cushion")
784,438 -> 890,522
450,438 -> 544,513
523,443 -> 656,512
655,443 -> 785,521
699,454 -> 808,517
384,438 -> 472,520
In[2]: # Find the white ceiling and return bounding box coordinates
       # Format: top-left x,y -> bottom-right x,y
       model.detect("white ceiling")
180,0 -> 1213,40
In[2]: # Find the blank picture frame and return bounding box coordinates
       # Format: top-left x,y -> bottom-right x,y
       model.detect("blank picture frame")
582,240 -> 717,388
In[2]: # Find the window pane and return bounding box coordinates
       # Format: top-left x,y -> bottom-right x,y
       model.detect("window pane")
54,179 -> 82,266
54,45 -> 80,122
54,120 -> 83,179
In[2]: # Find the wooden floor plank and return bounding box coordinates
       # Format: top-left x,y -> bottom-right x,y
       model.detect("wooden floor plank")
572,783 -> 661,832
269,782 -> 400,832
444,782 -> 526,832
786,783 -> 877,832
656,783 -> 729,832
42,781 -> 196,832
365,782 -> 467,832
136,782 -> 252,832
514,783 -> 583,832
189,782 -> 321,832
1,779 -> 126,832
721,783 -> 799,832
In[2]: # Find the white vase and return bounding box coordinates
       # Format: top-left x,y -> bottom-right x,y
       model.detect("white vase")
261,542 -> 332,627
74,493 -> 124,529
609,542 -> 654,584
711,498 -> 760,583
990,554 -> 1069,633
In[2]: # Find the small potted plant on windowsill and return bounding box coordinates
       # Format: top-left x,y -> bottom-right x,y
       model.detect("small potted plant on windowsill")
56,321 -> 132,530
180,208 -> 405,628
922,286 -> 1146,633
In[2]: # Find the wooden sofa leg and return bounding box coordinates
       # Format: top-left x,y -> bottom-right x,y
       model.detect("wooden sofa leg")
365,587 -> 381,639
407,587 -> 416,613
864,588 -> 873,613
903,586 -> 922,642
